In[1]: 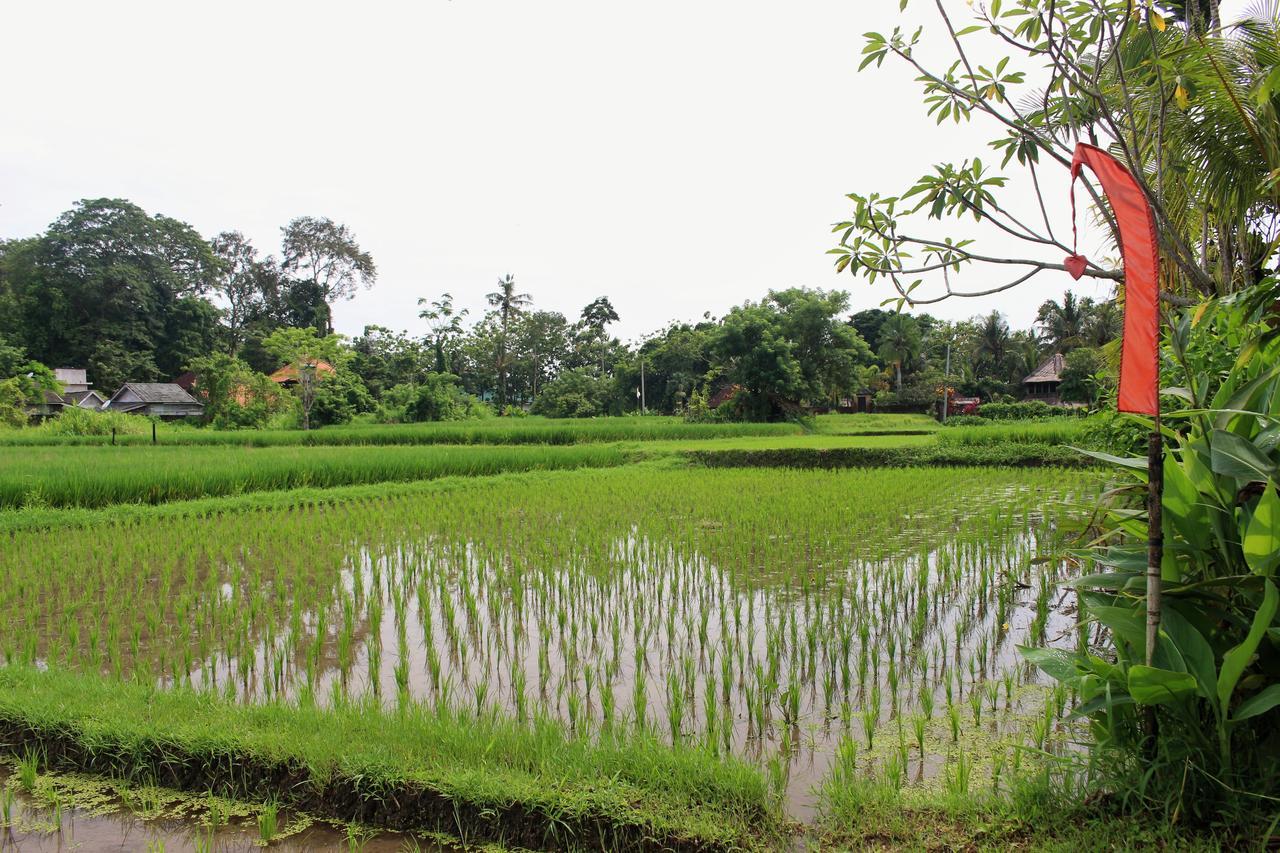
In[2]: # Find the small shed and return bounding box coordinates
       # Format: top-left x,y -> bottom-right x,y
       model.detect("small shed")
103,383 -> 205,419
1023,354 -> 1066,404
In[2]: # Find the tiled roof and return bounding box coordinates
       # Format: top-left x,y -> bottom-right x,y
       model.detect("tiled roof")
1023,353 -> 1065,384
269,361 -> 336,383
121,383 -> 201,404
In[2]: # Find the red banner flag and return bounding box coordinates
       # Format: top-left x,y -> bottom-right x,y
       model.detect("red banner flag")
1066,143 -> 1161,416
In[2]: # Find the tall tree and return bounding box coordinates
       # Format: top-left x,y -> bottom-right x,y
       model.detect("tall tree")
261,326 -> 344,430
1036,292 -> 1092,352
579,296 -> 620,374
876,313 -> 922,391
485,274 -> 531,412
1,198 -> 219,390
210,231 -> 267,356
418,292 -> 469,373
280,216 -> 376,335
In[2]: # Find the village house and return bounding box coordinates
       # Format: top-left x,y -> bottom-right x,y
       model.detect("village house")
1022,353 -> 1066,404
269,360 -> 336,387
54,368 -> 107,409
103,383 -> 205,419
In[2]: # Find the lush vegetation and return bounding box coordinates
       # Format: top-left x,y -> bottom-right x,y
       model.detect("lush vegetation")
829,0 -> 1280,841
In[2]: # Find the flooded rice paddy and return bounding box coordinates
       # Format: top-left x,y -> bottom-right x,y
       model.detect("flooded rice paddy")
0,467 -> 1099,821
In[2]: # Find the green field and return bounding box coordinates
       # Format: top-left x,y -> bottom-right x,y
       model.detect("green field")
0,414 -> 1137,849
0,415 -> 805,447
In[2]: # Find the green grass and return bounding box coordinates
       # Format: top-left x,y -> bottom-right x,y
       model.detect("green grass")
0,415 -> 804,447
0,429 -> 946,511
937,418 -> 1088,447
812,413 -> 939,434
0,666 -> 778,851
0,443 -> 638,509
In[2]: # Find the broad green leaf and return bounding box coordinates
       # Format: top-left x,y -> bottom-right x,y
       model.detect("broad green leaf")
1069,447 -> 1149,473
1089,604 -> 1147,659
1073,691 -> 1136,718
1018,646 -> 1079,682
1159,609 -> 1216,701
1217,581 -> 1279,716
1242,482 -> 1280,575
1233,684 -> 1280,722
1128,665 -> 1197,705
1210,430 -> 1276,482
1163,455 -> 1211,551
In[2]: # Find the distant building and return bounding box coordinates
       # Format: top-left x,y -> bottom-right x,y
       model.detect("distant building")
269,361 -> 336,387
28,389 -> 69,419
53,368 -> 91,394
1023,354 -> 1066,404
51,368 -> 106,409
103,383 -> 205,419
65,390 -> 107,409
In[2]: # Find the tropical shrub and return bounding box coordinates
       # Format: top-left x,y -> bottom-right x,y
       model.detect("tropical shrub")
1025,285 -> 1280,828
377,375 -> 488,424
531,369 -> 611,418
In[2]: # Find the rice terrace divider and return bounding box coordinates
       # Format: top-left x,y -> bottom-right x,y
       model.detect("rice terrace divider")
0,667 -> 780,852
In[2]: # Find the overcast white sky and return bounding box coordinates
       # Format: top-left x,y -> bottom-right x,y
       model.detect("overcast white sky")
0,0 -> 1251,343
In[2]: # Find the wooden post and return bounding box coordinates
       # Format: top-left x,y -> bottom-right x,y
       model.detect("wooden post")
152,421 -> 157,445
1145,417 -> 1164,666
111,427 -> 116,447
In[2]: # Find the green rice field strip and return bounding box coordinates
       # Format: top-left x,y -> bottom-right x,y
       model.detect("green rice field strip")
936,418 -> 1088,447
0,416 -> 805,448
0,444 -> 638,510
0,465 -> 1100,830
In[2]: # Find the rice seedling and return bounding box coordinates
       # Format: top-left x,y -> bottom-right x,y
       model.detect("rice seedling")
17,749 -> 39,793
258,800 -> 280,844
0,464 -> 1094,819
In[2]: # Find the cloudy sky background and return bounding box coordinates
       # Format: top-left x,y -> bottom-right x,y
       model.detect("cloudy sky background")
0,0 -> 1251,343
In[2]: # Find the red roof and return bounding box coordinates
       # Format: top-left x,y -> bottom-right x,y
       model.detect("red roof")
269,361 -> 336,384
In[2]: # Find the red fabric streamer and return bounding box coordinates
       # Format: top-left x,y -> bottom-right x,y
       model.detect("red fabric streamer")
1066,143 -> 1161,416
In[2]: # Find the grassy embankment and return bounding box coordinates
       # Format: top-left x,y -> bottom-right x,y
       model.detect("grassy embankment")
0,667 -> 779,851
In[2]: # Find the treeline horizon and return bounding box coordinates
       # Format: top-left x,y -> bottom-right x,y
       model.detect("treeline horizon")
1,197 -> 1121,427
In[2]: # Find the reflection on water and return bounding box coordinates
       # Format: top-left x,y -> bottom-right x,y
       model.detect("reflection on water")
10,475 -> 1090,820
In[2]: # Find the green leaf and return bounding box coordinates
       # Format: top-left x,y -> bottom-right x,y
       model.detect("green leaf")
1243,482 -> 1280,575
1217,581 -> 1279,717
1163,455 -> 1212,551
1210,430 -> 1276,482
1018,646 -> 1079,682
1233,684 -> 1280,722
1089,604 -> 1147,659
1069,447 -> 1150,473
1159,609 -> 1216,701
1128,665 -> 1198,705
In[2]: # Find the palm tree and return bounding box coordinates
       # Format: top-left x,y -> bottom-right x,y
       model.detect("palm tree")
486,274 -> 532,412
973,311 -> 1012,378
876,314 -> 922,391
1008,330 -> 1045,386
1084,299 -> 1122,347
1036,292 -> 1091,352
418,292 -> 468,373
